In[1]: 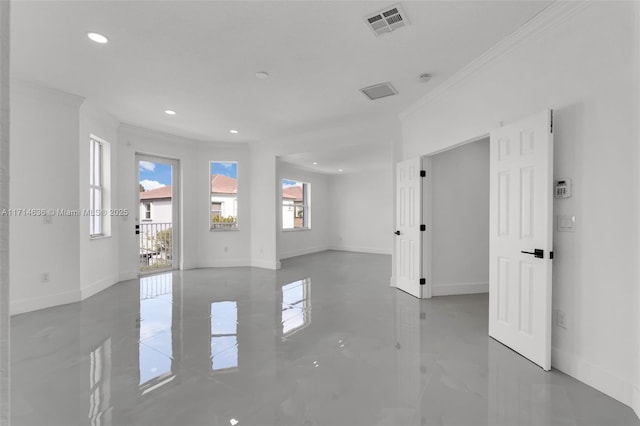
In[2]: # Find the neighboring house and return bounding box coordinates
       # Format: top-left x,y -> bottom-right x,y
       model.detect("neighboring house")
210,174 -> 237,225
282,185 -> 303,229
139,186 -> 172,224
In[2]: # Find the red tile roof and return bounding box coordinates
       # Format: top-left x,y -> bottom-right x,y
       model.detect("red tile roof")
211,174 -> 237,194
140,185 -> 172,200
282,186 -> 303,201
139,175 -> 238,200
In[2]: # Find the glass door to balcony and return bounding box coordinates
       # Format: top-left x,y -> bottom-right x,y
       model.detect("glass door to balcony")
136,154 -> 180,274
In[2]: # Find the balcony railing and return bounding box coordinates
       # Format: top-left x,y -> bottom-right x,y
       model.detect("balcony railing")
210,221 -> 238,231
140,222 -> 172,272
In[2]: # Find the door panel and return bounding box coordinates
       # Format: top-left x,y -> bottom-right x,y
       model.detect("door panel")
489,110 -> 553,370
395,158 -> 422,298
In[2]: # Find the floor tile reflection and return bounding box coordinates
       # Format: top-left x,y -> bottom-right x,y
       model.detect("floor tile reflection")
10,251 -> 640,426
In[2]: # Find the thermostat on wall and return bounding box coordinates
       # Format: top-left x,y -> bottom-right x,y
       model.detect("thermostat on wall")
554,178 -> 572,199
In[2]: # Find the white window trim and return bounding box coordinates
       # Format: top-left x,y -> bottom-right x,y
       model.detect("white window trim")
281,179 -> 310,231
209,161 -> 239,232
90,135 -> 111,239
90,137 -> 104,238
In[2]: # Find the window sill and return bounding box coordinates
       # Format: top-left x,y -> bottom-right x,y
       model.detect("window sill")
90,234 -> 111,241
282,228 -> 311,232
210,228 -> 240,232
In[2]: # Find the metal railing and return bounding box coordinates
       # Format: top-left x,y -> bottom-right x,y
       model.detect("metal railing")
210,221 -> 238,231
139,222 -> 172,272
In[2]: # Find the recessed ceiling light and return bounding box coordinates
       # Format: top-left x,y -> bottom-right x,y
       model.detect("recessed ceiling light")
255,71 -> 270,79
338,168 -> 343,172
312,162 -> 318,165
164,110 -> 176,115
87,32 -> 108,44
229,130 -> 239,134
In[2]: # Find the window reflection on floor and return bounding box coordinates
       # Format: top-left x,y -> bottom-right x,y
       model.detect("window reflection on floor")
89,338 -> 112,426
139,273 -> 175,394
210,301 -> 238,372
282,278 -> 311,338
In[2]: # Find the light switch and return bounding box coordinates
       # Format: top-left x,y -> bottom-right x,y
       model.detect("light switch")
557,215 -> 575,232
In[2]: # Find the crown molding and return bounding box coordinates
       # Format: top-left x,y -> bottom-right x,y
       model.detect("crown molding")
11,78 -> 85,109
399,1 -> 591,120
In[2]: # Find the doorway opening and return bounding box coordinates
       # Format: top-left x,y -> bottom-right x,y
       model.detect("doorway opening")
137,155 -> 180,274
424,137 -> 490,297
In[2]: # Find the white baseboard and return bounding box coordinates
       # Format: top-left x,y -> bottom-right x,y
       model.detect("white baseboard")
633,385 -> 640,421
250,258 -> 281,270
432,281 -> 489,296
279,245 -> 329,260
389,276 -> 396,287
80,273 -> 120,300
328,245 -> 392,255
552,346 -> 637,410
10,288 -> 80,316
118,270 -> 138,282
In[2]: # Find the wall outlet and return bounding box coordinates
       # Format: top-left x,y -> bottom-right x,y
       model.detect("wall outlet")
555,309 -> 567,329
40,272 -> 49,283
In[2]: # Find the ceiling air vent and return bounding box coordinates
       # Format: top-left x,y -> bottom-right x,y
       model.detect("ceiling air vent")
365,4 -> 408,36
360,82 -> 398,101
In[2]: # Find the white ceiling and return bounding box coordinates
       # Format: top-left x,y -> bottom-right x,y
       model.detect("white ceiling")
11,0 -> 552,173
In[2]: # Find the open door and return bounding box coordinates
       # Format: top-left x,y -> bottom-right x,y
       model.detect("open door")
395,158 -> 423,298
489,110 -> 554,370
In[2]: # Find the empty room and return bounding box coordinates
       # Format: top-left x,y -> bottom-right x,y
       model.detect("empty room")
0,1 -> 639,425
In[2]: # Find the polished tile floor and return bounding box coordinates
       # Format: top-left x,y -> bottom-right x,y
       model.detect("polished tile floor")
10,251 -> 640,426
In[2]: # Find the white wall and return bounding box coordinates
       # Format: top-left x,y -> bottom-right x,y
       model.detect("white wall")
430,138 -> 489,295
10,82 -> 83,314
78,102 -> 121,300
0,2 -> 9,420
249,144 -> 279,269
328,169 -> 393,255
140,199 -> 172,224
197,142 -> 251,267
400,2 -> 639,414
277,161 -> 330,260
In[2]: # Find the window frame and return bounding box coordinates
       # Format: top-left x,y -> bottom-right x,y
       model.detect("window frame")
281,179 -> 310,231
89,137 -> 104,238
209,161 -> 239,231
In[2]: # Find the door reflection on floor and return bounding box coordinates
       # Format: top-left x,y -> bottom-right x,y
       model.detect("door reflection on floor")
138,272 -> 182,395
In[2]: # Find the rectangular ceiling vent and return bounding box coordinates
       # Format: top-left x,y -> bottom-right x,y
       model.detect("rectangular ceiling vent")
360,82 -> 398,101
365,4 -> 409,36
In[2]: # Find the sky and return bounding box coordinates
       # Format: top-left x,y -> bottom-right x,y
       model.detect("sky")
282,179 -> 301,188
210,161 -> 237,179
139,161 -> 239,191
139,161 -> 172,190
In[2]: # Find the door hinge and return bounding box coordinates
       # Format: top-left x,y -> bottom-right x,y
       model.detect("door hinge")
550,110 -> 554,134
550,251 -> 554,260
420,278 -> 426,285
420,224 -> 426,231
420,170 -> 426,177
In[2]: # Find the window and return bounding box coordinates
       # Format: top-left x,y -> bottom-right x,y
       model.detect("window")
282,179 -> 310,230
210,161 -> 238,230
89,137 -> 105,237
143,202 -> 151,220
210,301 -> 238,372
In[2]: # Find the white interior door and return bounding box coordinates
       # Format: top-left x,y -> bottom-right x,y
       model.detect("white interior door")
395,158 -> 422,298
489,110 -> 554,370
